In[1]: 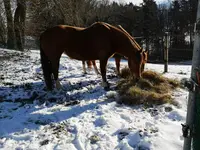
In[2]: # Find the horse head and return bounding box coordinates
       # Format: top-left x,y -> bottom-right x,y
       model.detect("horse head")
115,24 -> 148,78
128,47 -> 148,80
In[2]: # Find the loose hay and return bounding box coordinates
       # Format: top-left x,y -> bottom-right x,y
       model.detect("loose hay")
117,68 -> 180,106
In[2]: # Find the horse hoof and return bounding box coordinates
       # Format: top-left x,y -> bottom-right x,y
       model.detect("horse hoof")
102,82 -> 110,91
46,86 -> 53,91
47,88 -> 53,91
135,78 -> 140,82
104,86 -> 110,91
56,85 -> 62,90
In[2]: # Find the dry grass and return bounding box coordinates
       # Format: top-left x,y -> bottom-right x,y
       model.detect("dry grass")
117,68 -> 180,106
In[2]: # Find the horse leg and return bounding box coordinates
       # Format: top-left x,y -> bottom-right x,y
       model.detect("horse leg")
100,59 -> 109,90
40,48 -> 53,90
52,59 -> 62,90
92,60 -> 100,75
114,56 -> 121,75
86,61 -> 92,70
82,61 -> 87,74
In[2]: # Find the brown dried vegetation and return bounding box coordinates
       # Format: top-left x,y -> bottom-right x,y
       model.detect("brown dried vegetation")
117,67 -> 180,106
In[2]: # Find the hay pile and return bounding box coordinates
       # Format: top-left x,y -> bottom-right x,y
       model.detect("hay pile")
117,67 -> 180,106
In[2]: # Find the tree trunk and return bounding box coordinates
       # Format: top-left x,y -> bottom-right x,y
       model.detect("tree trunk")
3,0 -> 15,49
0,12 -> 6,46
20,0 -> 26,47
14,0 -> 26,51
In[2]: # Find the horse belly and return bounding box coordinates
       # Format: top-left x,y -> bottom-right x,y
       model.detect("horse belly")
65,29 -> 113,60
65,48 -> 99,60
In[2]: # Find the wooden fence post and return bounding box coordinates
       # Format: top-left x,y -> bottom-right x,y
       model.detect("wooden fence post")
164,32 -> 169,73
183,0 -> 200,149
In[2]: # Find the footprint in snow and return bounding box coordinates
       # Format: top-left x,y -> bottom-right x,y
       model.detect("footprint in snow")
94,117 -> 107,127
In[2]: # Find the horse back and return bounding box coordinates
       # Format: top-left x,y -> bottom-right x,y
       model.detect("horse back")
40,23 -> 115,60
40,25 -> 81,59
63,23 -> 114,60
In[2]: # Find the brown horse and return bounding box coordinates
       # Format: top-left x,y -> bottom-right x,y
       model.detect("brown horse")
116,24 -> 148,72
40,22 -> 146,90
84,24 -> 148,75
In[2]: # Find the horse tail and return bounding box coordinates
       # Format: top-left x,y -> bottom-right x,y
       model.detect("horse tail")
40,40 -> 53,90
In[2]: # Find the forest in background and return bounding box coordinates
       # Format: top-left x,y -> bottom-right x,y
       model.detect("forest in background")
0,0 -> 198,61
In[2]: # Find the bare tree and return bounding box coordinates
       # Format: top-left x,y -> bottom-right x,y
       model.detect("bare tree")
0,1 -> 6,46
52,0 -> 98,27
52,0 -> 67,23
26,0 -> 99,41
3,0 -> 15,49
26,0 -> 64,38
14,0 -> 26,51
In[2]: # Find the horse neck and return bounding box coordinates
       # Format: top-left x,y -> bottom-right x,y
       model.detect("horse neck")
117,25 -> 141,50
111,28 -> 138,57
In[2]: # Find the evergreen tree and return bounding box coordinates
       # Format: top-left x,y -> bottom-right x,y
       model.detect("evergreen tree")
142,0 -> 159,50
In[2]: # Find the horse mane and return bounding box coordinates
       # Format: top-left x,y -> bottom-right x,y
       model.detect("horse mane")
58,25 -> 85,31
117,25 -> 142,50
100,22 -> 141,52
85,22 -> 111,31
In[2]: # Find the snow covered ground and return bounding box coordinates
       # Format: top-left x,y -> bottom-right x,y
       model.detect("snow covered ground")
0,49 -> 191,150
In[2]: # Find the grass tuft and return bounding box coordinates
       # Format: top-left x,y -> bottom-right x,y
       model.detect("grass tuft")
117,68 -> 180,106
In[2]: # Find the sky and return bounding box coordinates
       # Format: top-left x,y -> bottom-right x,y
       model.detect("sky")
112,0 -> 171,6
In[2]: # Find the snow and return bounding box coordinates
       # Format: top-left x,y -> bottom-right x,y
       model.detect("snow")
0,48 -> 190,150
